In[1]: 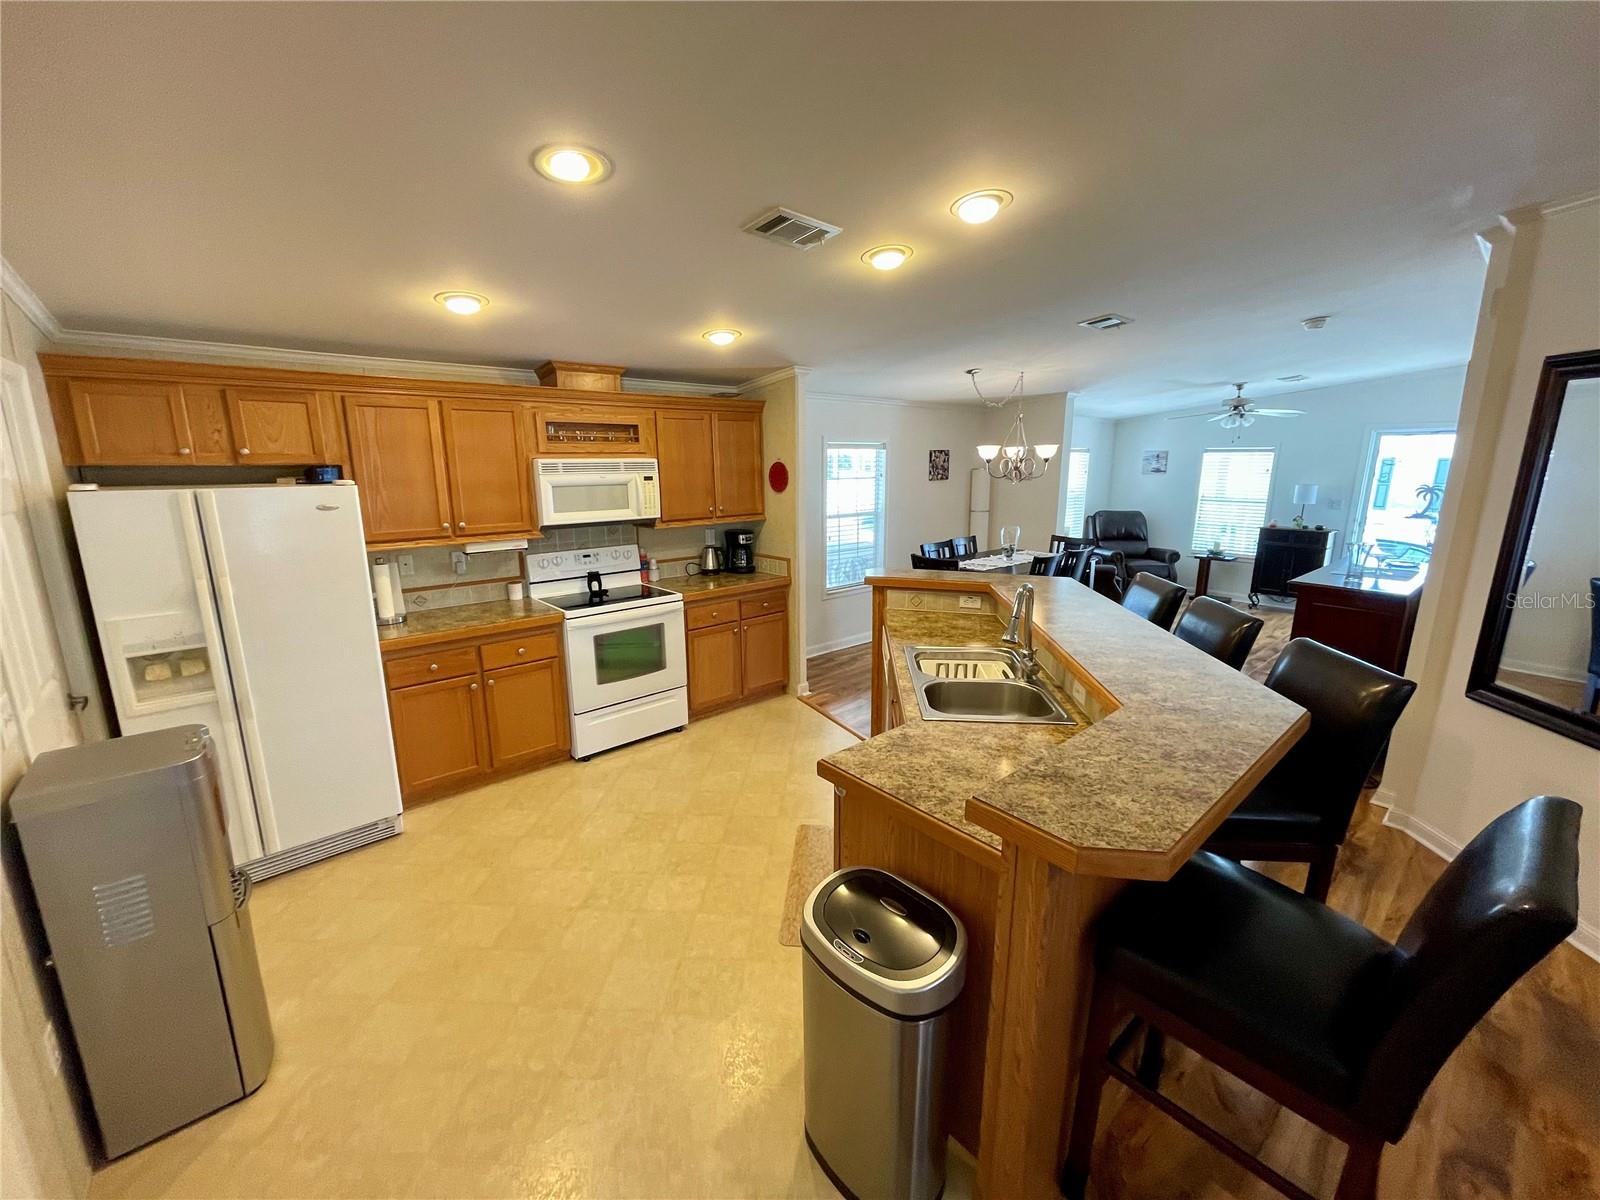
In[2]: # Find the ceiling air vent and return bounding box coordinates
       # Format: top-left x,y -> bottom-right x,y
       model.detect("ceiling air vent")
742,207 -> 842,250
1078,313 -> 1133,331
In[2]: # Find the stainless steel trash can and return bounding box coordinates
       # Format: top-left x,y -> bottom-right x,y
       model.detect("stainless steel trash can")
801,867 -> 967,1200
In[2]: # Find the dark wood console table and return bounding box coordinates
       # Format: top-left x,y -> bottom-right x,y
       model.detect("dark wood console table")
1288,563 -> 1426,673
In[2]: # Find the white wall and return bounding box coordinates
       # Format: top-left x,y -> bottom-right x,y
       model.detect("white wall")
1099,367 -> 1467,598
804,393 -> 982,655
1384,196 -> 1600,955
1068,415 -> 1117,535
981,392 -> 1072,550
1500,381 -> 1599,680
741,368 -> 807,690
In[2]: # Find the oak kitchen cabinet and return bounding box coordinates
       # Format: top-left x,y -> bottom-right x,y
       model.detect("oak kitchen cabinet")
382,626 -> 568,802
442,398 -> 536,537
655,409 -> 765,526
683,585 -> 788,715
224,387 -> 332,464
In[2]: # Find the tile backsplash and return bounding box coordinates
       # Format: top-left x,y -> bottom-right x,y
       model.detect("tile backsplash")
367,521 -> 782,614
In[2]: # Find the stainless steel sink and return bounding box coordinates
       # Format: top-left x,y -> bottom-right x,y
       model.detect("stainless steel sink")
903,646 -> 1077,725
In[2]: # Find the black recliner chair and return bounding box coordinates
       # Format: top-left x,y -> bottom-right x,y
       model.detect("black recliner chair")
1063,794 -> 1581,1200
1085,510 -> 1182,593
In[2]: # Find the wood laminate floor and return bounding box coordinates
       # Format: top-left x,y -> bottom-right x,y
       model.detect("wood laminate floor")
802,610 -> 1599,1200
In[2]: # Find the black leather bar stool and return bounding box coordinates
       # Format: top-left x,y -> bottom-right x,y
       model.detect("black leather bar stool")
1206,639 -> 1416,900
1174,595 -> 1264,670
1062,795 -> 1581,1200
1121,572 -> 1187,631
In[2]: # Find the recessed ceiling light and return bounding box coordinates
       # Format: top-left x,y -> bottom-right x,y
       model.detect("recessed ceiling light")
702,328 -> 741,346
434,291 -> 488,315
862,244 -> 913,271
951,189 -> 1013,224
1278,374 -> 1309,382
531,145 -> 612,184
1301,315 -> 1330,331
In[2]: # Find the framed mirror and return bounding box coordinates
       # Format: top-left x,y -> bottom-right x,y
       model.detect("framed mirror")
1467,349 -> 1600,749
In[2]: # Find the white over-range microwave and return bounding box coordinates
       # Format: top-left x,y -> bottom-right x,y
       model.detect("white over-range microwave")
533,457 -> 661,526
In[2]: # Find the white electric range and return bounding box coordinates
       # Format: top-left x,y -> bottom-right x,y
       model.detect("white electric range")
525,545 -> 687,759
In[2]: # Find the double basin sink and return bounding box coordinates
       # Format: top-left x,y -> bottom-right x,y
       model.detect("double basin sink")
903,646 -> 1077,725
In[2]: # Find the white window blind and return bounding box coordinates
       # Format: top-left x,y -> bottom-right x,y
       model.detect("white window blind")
1193,448 -> 1275,556
1061,449 -> 1091,538
824,441 -> 888,590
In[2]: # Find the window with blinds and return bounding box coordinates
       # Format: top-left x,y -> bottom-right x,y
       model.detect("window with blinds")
1061,449 -> 1091,538
824,441 -> 888,590
1192,448 -> 1276,556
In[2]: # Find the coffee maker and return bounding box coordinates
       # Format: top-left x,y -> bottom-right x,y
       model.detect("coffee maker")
724,528 -> 756,574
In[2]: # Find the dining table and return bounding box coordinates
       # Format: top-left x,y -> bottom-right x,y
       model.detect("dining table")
958,548 -> 1054,573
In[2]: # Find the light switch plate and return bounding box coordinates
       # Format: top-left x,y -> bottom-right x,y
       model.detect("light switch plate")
451,551 -> 468,575
958,595 -> 983,610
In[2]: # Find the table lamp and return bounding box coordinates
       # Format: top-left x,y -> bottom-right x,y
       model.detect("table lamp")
1292,483 -> 1319,527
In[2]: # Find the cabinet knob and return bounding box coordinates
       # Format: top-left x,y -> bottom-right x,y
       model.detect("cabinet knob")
708,505 -> 714,513
517,647 -> 526,656
470,682 -> 479,691
442,523 -> 450,530
486,679 -> 495,687
458,522 -> 466,530
429,663 -> 439,672
179,447 -> 192,455
239,447 -> 252,456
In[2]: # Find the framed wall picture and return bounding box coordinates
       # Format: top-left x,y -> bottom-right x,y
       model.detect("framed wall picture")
929,449 -> 951,481
1141,449 -> 1169,475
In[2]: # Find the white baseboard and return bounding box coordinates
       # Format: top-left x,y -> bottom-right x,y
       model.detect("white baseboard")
1382,805 -> 1598,962
807,633 -> 870,658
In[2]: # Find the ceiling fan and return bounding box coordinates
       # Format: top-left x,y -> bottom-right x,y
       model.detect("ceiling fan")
1168,383 -> 1304,430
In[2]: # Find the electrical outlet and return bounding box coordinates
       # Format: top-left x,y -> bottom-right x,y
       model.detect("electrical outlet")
451,551 -> 468,576
396,554 -> 414,577
43,1020 -> 62,1077
958,595 -> 983,610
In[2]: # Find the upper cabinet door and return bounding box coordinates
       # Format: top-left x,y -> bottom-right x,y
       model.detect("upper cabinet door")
344,394 -> 453,543
655,410 -> 718,523
713,411 -> 764,520
225,387 -> 329,464
442,400 -> 534,537
67,379 -> 195,464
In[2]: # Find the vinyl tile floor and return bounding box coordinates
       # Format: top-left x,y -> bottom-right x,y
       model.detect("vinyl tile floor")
88,696 -> 886,1200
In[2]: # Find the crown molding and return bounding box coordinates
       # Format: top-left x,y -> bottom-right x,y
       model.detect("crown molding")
0,257 -> 64,339
620,376 -> 729,397
1537,190 -> 1600,217
807,388 -> 978,412
737,365 -> 811,396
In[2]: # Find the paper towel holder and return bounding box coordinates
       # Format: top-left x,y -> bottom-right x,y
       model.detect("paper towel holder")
371,556 -> 407,626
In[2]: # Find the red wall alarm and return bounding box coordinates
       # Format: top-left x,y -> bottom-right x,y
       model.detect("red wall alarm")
768,461 -> 789,493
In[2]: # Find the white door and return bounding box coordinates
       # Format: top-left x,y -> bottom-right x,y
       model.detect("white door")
0,381 -> 79,788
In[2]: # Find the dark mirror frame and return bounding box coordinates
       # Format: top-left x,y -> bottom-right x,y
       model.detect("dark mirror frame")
1466,347 -> 1600,750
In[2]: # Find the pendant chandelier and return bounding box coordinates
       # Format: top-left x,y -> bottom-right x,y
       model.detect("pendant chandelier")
969,369 -> 1058,483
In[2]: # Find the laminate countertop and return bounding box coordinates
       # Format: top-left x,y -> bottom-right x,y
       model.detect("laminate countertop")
656,571 -> 789,599
376,599 -> 562,653
820,571 -> 1309,878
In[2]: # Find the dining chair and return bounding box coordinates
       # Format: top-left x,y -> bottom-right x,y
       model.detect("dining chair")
1120,573 -> 1187,631
1205,638 -> 1415,900
919,540 -> 957,559
1173,596 -> 1264,670
1062,795 -> 1581,1200
1049,535 -> 1094,578
910,553 -> 954,571
950,535 -> 978,559
1029,552 -> 1067,576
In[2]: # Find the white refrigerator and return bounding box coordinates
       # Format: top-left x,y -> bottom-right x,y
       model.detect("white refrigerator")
67,482 -> 402,877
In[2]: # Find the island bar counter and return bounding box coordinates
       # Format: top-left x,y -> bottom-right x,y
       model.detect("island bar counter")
816,570 -> 1309,1199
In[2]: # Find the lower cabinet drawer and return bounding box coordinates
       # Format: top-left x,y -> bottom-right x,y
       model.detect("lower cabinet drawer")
480,630 -> 560,670
685,601 -> 740,631
384,646 -> 480,688
740,591 -> 787,620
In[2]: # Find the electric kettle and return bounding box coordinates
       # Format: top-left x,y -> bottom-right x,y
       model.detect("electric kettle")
687,545 -> 724,575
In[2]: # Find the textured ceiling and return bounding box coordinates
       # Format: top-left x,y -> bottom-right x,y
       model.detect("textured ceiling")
2,2 -> 1596,415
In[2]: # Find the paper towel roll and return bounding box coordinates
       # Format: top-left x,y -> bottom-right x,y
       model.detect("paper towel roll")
372,560 -> 398,622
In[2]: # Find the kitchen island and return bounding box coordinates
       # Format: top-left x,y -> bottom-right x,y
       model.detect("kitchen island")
816,570 -> 1308,1198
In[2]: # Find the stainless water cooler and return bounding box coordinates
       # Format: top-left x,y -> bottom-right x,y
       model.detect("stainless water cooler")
801,867 -> 967,1200
11,726 -> 274,1158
